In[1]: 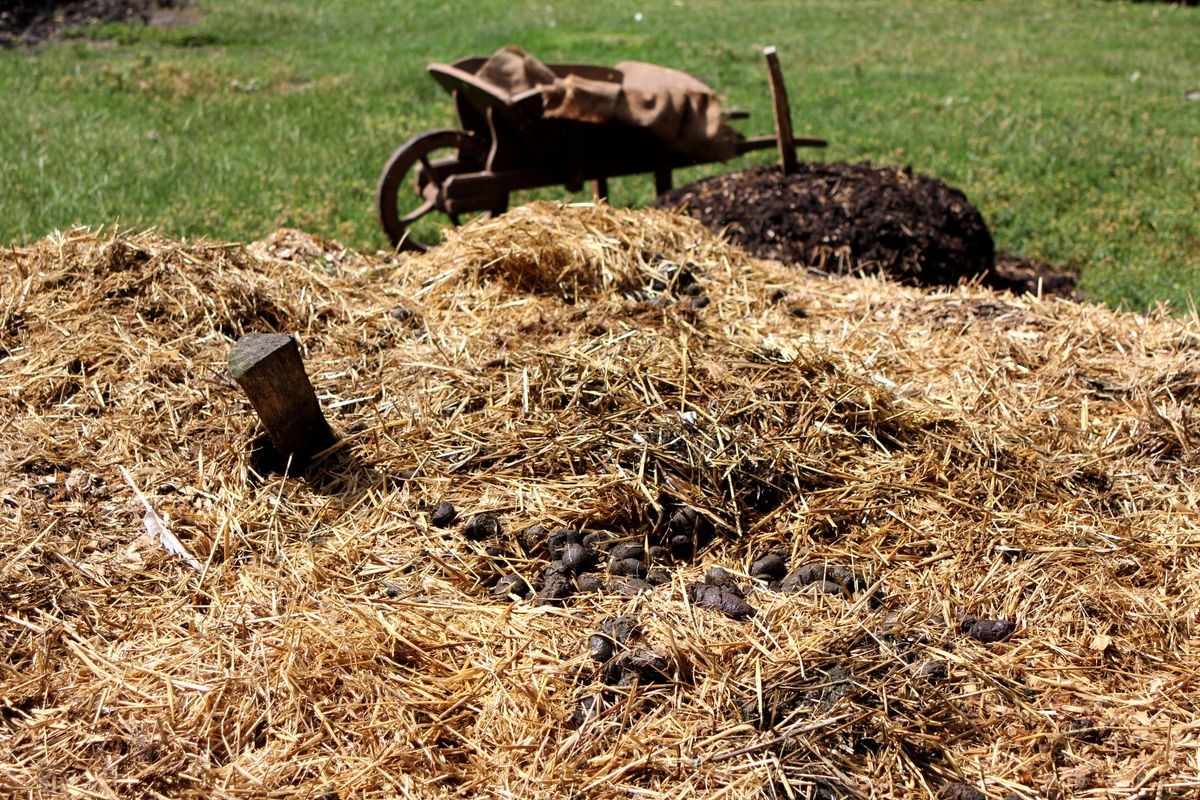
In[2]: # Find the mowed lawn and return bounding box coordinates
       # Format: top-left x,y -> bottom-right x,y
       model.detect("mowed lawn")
1,0 -> 1197,309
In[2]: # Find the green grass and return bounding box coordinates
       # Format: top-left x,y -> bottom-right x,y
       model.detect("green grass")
1,0 -> 1197,310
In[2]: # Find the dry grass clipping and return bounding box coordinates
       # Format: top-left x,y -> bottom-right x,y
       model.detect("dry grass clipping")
2,202 -> 1199,800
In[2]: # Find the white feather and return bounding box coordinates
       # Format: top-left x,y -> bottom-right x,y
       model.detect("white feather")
120,467 -> 202,572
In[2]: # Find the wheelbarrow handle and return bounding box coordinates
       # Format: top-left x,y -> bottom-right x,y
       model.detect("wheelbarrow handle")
734,135 -> 827,156
763,46 -> 799,175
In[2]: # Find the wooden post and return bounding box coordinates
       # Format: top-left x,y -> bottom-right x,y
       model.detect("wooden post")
763,46 -> 798,176
228,333 -> 336,469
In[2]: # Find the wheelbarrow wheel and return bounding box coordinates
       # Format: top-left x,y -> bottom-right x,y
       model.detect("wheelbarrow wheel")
376,129 -> 505,251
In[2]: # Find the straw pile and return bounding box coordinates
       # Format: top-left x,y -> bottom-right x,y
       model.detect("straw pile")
2,203 -> 1199,799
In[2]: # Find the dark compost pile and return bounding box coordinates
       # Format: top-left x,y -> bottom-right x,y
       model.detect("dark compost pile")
656,162 -> 995,286
0,0 -> 177,46
657,162 -> 1076,295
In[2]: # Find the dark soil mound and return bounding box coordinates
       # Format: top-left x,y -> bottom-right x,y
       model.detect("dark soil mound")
989,253 -> 1079,298
656,161 -> 996,287
657,162 -> 1078,297
0,0 -> 175,46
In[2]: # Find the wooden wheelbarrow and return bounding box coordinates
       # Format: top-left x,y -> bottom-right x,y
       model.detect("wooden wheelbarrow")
377,47 -> 825,250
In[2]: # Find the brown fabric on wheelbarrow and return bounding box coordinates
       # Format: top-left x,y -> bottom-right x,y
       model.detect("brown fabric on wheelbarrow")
477,46 -> 739,161
476,45 -> 559,95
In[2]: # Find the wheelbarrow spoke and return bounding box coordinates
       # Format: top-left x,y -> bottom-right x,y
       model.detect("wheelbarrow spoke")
418,155 -> 444,191
399,199 -> 437,226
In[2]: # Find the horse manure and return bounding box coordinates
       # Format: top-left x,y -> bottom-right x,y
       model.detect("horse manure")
704,566 -> 745,596
647,568 -> 670,586
688,581 -> 756,620
588,635 -> 614,662
608,541 -> 645,561
491,574 -> 532,600
611,577 -> 654,595
781,562 -> 868,596
547,527 -> 582,558
960,616 -> 1015,643
561,541 -> 594,572
588,616 -> 640,662
536,562 -> 573,604
609,556 -> 648,578
917,660 -> 948,682
604,648 -> 670,686
570,693 -> 602,728
430,500 -> 457,528
519,523 -> 548,555
575,573 -> 605,593
750,552 -> 788,580
462,512 -> 501,540
938,783 -> 985,800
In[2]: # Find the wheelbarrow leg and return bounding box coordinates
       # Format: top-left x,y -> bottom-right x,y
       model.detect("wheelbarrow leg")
654,166 -> 672,196
593,177 -> 608,202
763,46 -> 798,176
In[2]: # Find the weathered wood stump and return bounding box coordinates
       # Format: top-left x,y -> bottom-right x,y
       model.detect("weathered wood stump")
228,333 -> 336,470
